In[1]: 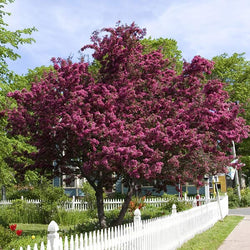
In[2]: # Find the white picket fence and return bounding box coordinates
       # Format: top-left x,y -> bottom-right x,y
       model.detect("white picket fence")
17,195 -> 228,250
0,195 -> 215,211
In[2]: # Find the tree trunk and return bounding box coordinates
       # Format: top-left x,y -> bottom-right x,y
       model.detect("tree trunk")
95,184 -> 107,229
112,183 -> 134,226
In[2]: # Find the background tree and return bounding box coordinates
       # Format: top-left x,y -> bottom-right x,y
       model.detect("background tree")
6,23 -> 249,228
141,37 -> 183,72
0,0 -> 36,84
208,53 -> 250,179
0,0 -> 36,199
0,66 -> 52,189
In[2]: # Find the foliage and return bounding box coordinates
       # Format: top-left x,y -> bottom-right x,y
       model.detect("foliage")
57,209 -> 91,226
179,215 -> 243,250
227,187 -> 250,208
140,206 -> 169,220
209,53 -> 250,176
210,53 -> 250,108
226,188 -> 240,208
0,225 -> 14,249
128,196 -> 146,213
82,182 -> 97,210
0,0 -> 36,84
0,214 -> 9,228
5,22 -> 249,228
32,178 -> 68,224
5,200 -> 42,223
141,37 -> 183,72
0,0 -> 36,197
0,223 -> 24,249
0,178 -> 68,224
241,156 -> 250,178
74,205 -> 172,234
0,224 -> 47,250
161,194 -> 192,212
74,218 -> 100,234
239,188 -> 250,207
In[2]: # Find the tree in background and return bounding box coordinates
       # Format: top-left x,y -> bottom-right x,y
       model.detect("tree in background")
0,0 -> 36,84
5,23 -> 249,228
0,0 -> 36,199
141,37 -> 183,72
209,53 -> 250,179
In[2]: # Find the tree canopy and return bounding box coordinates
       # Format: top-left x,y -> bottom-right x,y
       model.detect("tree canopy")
5,23 -> 249,227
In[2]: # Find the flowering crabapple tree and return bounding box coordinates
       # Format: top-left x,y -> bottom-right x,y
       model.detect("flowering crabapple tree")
151,56 -> 249,191
6,22 -> 249,227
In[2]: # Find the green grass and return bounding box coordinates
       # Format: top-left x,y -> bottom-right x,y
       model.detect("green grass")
4,223 -> 75,250
17,223 -> 73,232
178,215 -> 243,250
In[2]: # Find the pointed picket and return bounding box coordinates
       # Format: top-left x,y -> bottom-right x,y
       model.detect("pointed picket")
84,232 -> 88,250
70,235 -> 74,250
40,242 -> 45,250
59,237 -> 63,250
75,234 -> 79,250
64,236 -> 69,250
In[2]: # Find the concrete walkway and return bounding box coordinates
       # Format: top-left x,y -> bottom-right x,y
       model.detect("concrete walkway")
218,208 -> 250,250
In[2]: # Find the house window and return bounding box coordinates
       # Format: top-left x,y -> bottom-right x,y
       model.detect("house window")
64,175 -> 75,188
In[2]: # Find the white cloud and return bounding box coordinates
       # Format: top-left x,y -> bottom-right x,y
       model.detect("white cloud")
146,0 -> 250,60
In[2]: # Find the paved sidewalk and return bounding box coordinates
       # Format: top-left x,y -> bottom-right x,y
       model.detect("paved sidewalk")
218,208 -> 250,250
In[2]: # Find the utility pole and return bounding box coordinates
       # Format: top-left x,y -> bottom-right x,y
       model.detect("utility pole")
232,141 -> 241,200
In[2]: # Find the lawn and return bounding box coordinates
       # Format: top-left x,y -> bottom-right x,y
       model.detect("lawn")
178,215 -> 243,250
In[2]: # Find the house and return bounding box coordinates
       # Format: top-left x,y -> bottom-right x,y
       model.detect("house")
53,175 -> 84,197
115,178 -> 206,197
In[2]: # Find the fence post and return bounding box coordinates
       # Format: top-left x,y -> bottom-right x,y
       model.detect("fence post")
204,175 -> 210,204
193,198 -> 197,207
196,194 -> 201,206
134,208 -> 142,229
47,221 -> 59,250
172,204 -> 177,215
72,195 -> 75,210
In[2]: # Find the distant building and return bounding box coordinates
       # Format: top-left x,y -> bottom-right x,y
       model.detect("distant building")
53,175 -> 85,197
115,179 -> 206,197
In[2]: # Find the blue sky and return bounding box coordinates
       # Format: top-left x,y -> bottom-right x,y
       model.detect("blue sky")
5,0 -> 250,75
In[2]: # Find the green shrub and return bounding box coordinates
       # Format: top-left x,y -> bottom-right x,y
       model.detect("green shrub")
7,188 -> 40,200
58,209 -> 91,226
0,200 -> 43,224
0,225 -> 14,248
0,212 -> 10,228
31,178 -> 68,224
82,182 -> 97,210
141,206 -> 169,219
104,209 -> 133,226
161,194 -> 192,212
11,200 -> 42,223
74,218 -> 100,233
227,187 -> 240,208
1,225 -> 47,250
